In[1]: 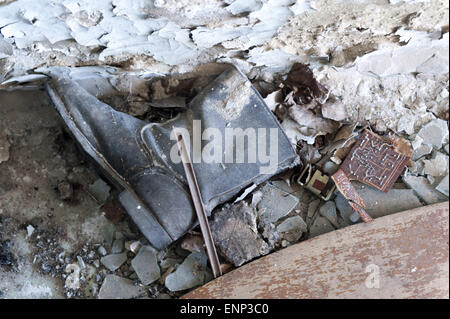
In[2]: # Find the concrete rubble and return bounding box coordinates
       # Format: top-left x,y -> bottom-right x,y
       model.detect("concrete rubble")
210,202 -> 271,267
164,251 -> 212,292
0,0 -> 448,300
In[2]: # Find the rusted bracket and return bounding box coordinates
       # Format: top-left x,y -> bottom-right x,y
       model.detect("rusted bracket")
174,128 -> 222,278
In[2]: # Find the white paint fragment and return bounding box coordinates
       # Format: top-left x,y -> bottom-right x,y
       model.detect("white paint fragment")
289,0 -> 314,15
247,47 -> 300,67
26,225 -> 35,237
356,30 -> 449,76
225,0 -> 262,15
192,26 -> 251,49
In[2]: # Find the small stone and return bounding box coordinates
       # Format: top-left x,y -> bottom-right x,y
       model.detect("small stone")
77,256 -> 85,269
131,246 -> 160,285
111,239 -> 124,254
98,275 -> 146,299
180,235 -> 204,253
93,260 -> 100,268
309,216 -> 335,238
349,211 -> 361,223
165,251 -> 212,292
277,216 -> 307,243
307,199 -> 320,218
257,183 -> 299,224
211,202 -> 271,267
160,257 -> 182,271
417,119 -> 449,149
97,246 -> 107,256
26,225 -> 35,238
403,175 -> 448,204
100,253 -> 127,272
125,241 -> 141,254
88,179 -> 111,203
436,175 -> 449,197
335,193 -> 354,224
412,144 -> 433,161
319,201 -> 339,228
322,161 -> 339,175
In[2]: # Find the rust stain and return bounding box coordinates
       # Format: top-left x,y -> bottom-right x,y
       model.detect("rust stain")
183,202 -> 449,299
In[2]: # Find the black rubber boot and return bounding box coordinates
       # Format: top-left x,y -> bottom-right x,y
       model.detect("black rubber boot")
46,66 -> 298,250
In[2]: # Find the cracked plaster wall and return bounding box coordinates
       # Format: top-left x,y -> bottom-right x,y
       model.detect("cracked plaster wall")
0,0 -> 448,137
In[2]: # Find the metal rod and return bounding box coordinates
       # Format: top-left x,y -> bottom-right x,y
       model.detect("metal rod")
174,128 -> 222,278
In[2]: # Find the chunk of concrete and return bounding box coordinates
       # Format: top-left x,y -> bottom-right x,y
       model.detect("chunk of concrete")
111,239 -> 124,254
319,201 -> 339,227
257,183 -> 299,224
131,246 -> 160,285
436,175 -> 449,197
165,251 -> 212,292
98,275 -> 146,299
211,202 -> 271,267
417,119 -> 449,149
277,216 -> 307,243
403,175 -> 448,204
100,253 -> 127,272
423,152 -> 449,177
336,182 -> 423,219
309,216 -> 335,238
412,143 -> 433,161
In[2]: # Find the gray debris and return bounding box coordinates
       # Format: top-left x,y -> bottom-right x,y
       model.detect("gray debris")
257,183 -> 299,225
77,256 -> 85,269
100,253 -> 127,272
88,179 -> 111,203
417,119 -> 449,149
319,201 -> 339,228
412,143 -> 433,161
131,246 -> 160,285
98,275 -> 146,299
125,241 -> 141,254
211,202 -> 271,267
277,215 -> 307,243
336,182 -> 423,219
349,211 -> 361,223
335,194 -> 354,224
111,239 -> 124,254
309,215 -> 335,238
403,175 -> 448,204
165,251 -> 212,292
97,246 -> 107,256
436,175 -> 449,197
322,161 -> 340,175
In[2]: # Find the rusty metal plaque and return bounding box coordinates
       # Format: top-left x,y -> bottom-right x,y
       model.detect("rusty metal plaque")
339,129 -> 410,193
